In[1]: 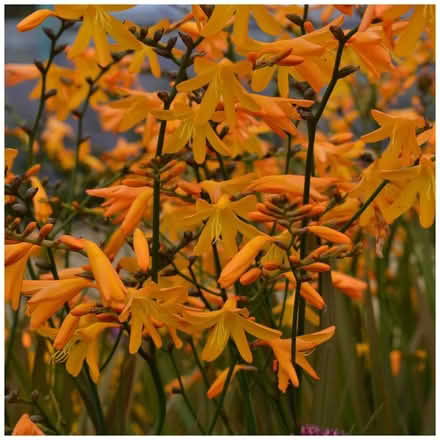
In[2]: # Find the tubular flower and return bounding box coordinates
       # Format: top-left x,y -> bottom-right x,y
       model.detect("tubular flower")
218,235 -> 273,288
53,5 -> 141,66
207,365 -> 257,399
247,174 -> 337,201
380,155 -> 435,228
103,188 -> 153,258
258,326 -> 335,391
361,109 -> 425,168
5,243 -> 40,310
183,194 -> 260,259
381,5 -> 435,57
29,176 -> 53,223
12,413 -> 45,435
23,277 -> 94,329
176,58 -> 259,127
201,5 -> 283,42
83,239 -> 127,304
133,228 -> 150,272
53,315 -> 120,383
16,8 -> 55,32
119,282 -> 188,353
331,271 -> 367,300
184,296 -> 281,363
152,101 -> 231,164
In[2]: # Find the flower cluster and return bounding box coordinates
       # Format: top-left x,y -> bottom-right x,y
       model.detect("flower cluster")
5,4 -> 434,436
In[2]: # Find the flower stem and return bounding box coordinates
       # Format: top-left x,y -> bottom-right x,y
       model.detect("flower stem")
168,348 -> 206,434
138,346 -> 167,435
207,357 -> 237,434
340,181 -> 389,233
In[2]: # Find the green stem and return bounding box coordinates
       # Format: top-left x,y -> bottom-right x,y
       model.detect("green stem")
100,329 -> 122,372
5,308 -> 19,379
188,339 -> 234,434
27,20 -> 66,167
168,349 -> 206,434
138,347 -> 166,435
151,36 -> 203,282
340,181 -> 389,233
85,366 -> 106,434
207,357 -> 237,434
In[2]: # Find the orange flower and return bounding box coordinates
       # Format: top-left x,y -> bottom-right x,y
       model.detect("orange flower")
307,225 -> 352,245
218,235 -> 272,288
83,239 -> 127,304
184,296 -> 281,363
258,326 -> 335,391
133,228 -> 150,272
331,271 -> 367,300
12,413 -> 44,435
29,176 -> 53,223
5,243 -> 40,310
24,278 -> 94,329
16,9 -> 55,32
207,365 -> 256,399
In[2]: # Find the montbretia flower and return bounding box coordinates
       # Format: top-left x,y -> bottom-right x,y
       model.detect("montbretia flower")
23,277 -> 94,329
247,174 -> 337,201
361,109 -> 425,168
53,5 -> 141,66
201,5 -> 283,43
53,315 -> 120,383
183,194 -> 260,259
176,58 -> 259,127
83,239 -> 127,304
257,326 -> 335,391
29,176 -> 53,223
119,282 -> 188,353
184,295 -> 281,363
5,242 -> 40,310
152,101 -> 231,164
133,228 -> 150,272
380,155 -> 435,228
207,364 -> 256,399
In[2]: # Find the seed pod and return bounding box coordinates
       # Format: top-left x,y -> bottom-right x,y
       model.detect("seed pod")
11,202 -> 27,215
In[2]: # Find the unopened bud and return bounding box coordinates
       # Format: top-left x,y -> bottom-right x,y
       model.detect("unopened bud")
337,65 -> 359,79
157,91 -> 169,103
153,28 -> 164,42
153,46 -> 170,57
43,27 -> 56,40
298,107 -> 314,121
200,4 -> 214,18
54,44 -> 67,56
44,89 -> 57,100
58,235 -> 85,251
33,59 -> 45,73
11,202 -> 27,215
31,390 -> 40,401
330,25 -> 344,42
240,268 -> 262,286
178,32 -> 193,50
38,223 -> 53,240
286,14 -> 303,27
166,36 -> 177,51
25,164 -> 41,177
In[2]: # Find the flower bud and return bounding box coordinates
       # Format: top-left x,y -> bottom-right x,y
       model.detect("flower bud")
240,268 -> 262,285
337,65 -> 359,79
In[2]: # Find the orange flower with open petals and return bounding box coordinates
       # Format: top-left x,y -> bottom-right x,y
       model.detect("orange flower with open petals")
176,57 -> 259,127
258,326 -> 335,391
184,296 -> 281,363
